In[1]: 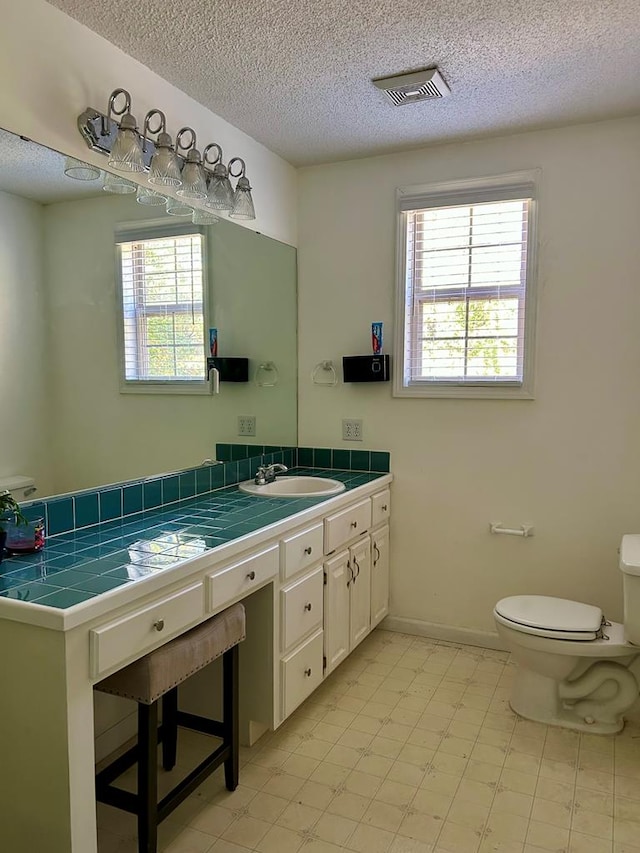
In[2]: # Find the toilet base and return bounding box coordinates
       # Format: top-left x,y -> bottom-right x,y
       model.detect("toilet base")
510,667 -> 625,735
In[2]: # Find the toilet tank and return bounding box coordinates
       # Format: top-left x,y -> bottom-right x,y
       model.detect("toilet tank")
0,475 -> 36,501
620,535 -> 640,645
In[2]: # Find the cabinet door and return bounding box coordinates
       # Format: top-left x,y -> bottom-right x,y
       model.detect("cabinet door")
371,525 -> 389,628
324,551 -> 351,674
349,536 -> 371,650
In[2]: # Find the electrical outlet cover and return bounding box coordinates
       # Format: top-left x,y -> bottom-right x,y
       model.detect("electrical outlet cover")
238,416 -> 256,437
342,419 -> 363,441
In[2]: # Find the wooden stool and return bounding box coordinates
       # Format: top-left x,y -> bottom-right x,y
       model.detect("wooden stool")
95,602 -> 245,853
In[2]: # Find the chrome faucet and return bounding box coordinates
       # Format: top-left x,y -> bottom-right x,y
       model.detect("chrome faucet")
254,463 -> 288,485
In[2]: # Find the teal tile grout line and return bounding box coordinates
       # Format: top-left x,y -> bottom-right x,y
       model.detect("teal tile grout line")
0,468 -> 389,609
17,445 -> 389,539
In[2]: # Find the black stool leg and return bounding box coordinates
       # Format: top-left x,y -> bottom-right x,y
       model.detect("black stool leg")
162,687 -> 179,771
138,700 -> 159,853
223,644 -> 239,791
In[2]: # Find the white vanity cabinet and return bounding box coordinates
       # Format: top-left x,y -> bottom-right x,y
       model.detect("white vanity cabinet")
371,524 -> 390,628
278,525 -> 326,717
0,472 -> 392,853
323,536 -> 373,674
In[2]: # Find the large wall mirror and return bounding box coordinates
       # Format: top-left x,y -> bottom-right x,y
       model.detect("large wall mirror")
0,128 -> 297,500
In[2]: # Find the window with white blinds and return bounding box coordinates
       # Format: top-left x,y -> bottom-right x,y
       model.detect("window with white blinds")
394,174 -> 538,399
116,226 -> 209,391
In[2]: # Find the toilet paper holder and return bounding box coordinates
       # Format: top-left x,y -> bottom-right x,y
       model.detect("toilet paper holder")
490,522 -> 534,538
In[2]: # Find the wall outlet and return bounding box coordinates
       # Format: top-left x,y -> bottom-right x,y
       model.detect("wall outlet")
238,415 -> 256,437
342,419 -> 363,441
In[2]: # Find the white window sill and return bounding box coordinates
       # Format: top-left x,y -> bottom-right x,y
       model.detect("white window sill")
392,381 -> 535,400
120,380 -> 212,396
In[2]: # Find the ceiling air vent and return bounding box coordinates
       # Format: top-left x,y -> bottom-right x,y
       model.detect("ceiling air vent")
373,68 -> 450,106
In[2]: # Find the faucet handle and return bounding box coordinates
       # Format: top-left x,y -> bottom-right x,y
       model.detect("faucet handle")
254,465 -> 268,485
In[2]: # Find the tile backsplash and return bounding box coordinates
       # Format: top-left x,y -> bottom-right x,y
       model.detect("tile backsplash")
19,445 -> 390,538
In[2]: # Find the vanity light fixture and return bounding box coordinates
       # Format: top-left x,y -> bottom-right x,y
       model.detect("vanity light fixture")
176,128 -> 207,200
192,208 -> 220,225
136,184 -> 167,206
63,156 -> 100,181
204,144 -> 234,211
103,171 -> 137,194
143,110 -> 182,188
105,89 -> 145,173
228,158 -> 256,221
76,88 -> 257,220
165,196 -> 195,217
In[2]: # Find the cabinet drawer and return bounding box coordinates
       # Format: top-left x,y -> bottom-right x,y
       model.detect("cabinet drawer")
280,523 -> 323,580
324,498 -> 372,554
207,545 -> 278,612
281,629 -> 324,718
90,583 -> 204,678
372,489 -> 391,527
281,566 -> 323,652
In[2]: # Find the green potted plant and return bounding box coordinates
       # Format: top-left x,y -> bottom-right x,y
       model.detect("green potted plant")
0,490 -> 28,564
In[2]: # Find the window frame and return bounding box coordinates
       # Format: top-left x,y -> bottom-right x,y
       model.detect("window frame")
393,171 -> 540,400
115,220 -> 212,395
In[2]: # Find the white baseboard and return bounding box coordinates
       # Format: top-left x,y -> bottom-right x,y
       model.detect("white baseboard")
382,616 -> 506,651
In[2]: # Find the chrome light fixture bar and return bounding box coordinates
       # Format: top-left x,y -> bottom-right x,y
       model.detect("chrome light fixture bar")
77,88 -> 256,219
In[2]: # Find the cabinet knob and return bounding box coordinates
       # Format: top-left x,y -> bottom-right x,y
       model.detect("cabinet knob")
304,546 -> 313,555
304,602 -> 312,612
304,668 -> 312,677
247,571 -> 256,581
350,521 -> 358,529
381,504 -> 388,512
153,619 -> 165,632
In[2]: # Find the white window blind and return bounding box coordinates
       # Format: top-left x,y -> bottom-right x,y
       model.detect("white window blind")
117,229 -> 207,386
395,175 -> 538,398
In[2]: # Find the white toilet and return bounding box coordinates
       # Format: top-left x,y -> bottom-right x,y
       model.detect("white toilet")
0,475 -> 36,501
494,534 -> 640,734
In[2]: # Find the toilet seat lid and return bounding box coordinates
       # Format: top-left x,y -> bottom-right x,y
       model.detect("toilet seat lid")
495,596 -> 603,639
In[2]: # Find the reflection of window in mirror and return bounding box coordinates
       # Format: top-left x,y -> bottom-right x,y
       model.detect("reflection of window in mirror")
115,223 -> 211,394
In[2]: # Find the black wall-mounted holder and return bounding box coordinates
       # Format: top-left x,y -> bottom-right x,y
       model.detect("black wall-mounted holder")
207,357 -> 249,382
342,354 -> 390,383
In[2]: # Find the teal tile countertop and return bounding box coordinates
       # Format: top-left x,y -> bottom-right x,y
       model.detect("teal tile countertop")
0,469 -> 386,610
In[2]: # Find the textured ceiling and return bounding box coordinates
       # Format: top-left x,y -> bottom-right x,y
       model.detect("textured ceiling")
0,128 -> 103,203
48,0 -> 640,166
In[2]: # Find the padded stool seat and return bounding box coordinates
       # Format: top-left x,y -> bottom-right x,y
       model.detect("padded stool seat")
95,603 -> 245,853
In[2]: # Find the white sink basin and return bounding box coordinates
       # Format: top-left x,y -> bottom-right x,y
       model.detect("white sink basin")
239,476 -> 346,498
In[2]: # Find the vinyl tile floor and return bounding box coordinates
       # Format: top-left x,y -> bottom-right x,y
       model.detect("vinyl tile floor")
97,629 -> 640,853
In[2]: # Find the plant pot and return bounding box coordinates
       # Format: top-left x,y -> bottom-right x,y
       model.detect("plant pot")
0,529 -> 6,564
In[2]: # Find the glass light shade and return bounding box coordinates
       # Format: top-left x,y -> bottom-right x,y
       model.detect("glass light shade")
63,156 -> 100,181
206,163 -> 234,211
102,172 -> 136,194
136,185 -> 167,206
148,138 -> 182,188
192,208 -> 220,225
108,114 -> 145,173
229,176 -> 256,220
165,196 -> 194,217
177,155 -> 207,199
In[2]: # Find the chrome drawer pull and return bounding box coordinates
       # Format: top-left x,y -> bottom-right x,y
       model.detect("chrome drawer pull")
247,571 -> 256,581
350,521 -> 358,529
153,619 -> 165,632
304,602 -> 312,612
304,668 -> 312,677
373,543 -> 380,566
304,546 -> 313,555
